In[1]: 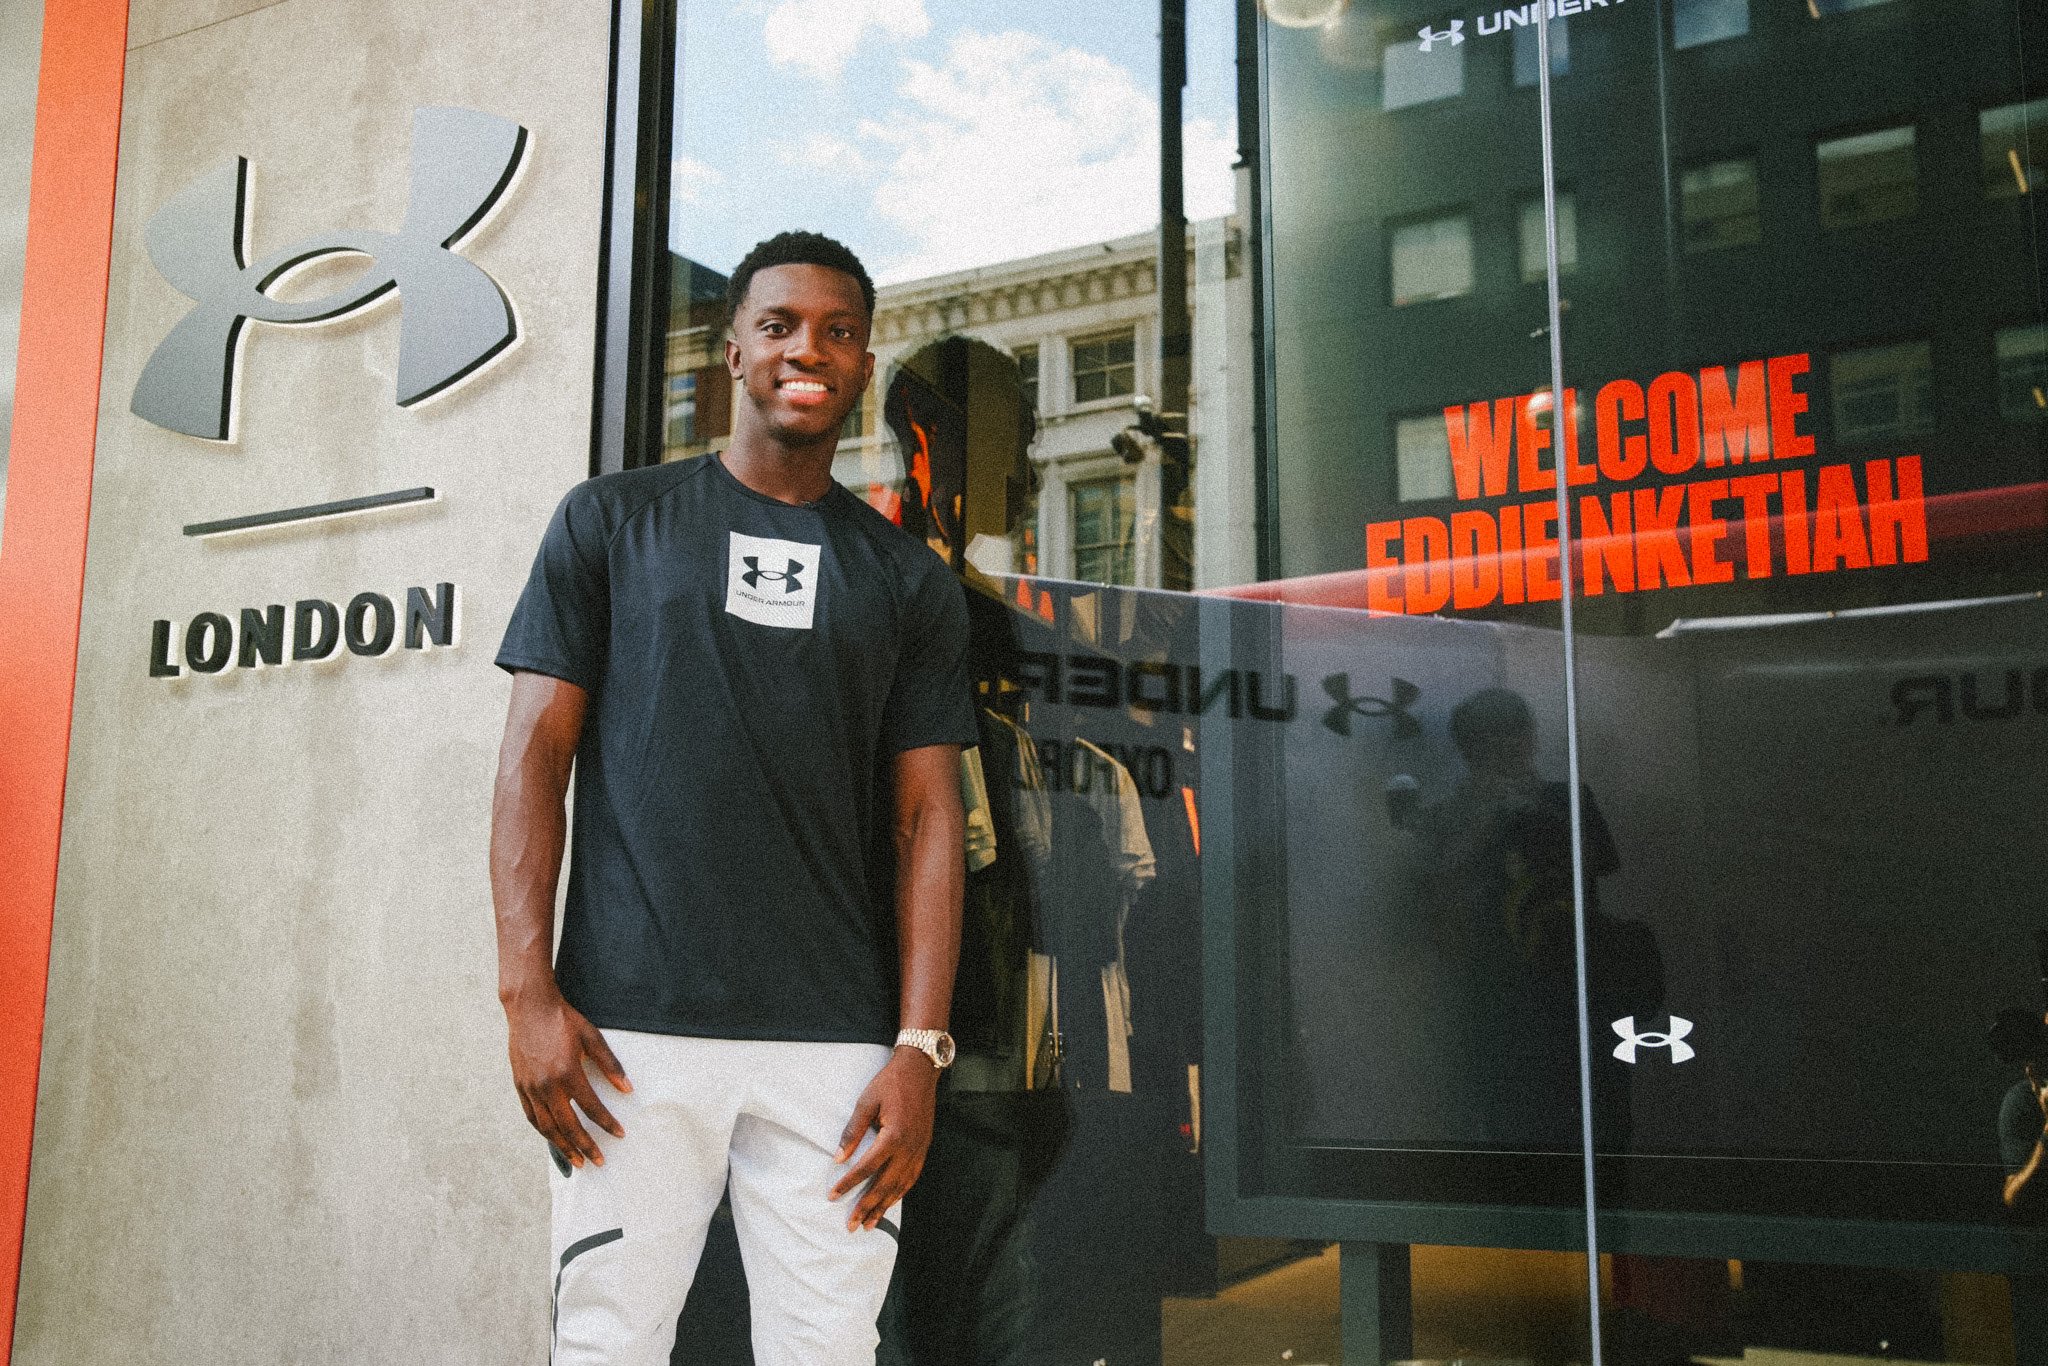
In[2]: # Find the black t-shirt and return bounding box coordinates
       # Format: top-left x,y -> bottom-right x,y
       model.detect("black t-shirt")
496,454 -> 976,1044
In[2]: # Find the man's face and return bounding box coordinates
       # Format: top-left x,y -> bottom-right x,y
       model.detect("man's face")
725,263 -> 874,447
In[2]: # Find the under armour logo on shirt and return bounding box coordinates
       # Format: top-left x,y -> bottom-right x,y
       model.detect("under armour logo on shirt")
727,532 -> 822,629
742,557 -> 805,594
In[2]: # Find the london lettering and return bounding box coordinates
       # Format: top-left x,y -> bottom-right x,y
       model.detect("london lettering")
148,582 -> 457,678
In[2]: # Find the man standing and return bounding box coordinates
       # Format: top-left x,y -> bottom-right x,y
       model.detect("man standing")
489,231 -> 971,1365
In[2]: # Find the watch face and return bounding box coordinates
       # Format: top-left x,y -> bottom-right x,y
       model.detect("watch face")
933,1033 -> 956,1068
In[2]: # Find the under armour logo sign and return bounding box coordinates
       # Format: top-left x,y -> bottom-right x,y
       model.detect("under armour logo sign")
131,106 -> 529,441
1321,675 -> 1421,739
1612,1015 -> 1695,1064
741,557 -> 804,594
1417,19 -> 1465,50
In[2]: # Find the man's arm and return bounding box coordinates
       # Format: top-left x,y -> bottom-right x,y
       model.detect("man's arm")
2007,1075 -> 2048,1217
830,741 -> 965,1231
490,671 -> 629,1168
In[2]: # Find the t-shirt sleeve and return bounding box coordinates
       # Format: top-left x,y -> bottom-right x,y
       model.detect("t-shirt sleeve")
880,560 -> 976,754
495,484 -> 613,691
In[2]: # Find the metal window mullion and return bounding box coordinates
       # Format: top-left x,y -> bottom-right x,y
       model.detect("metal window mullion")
1533,6 -> 1603,1365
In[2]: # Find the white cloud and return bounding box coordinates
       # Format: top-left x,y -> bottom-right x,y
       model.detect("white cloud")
763,0 -> 930,80
772,132 -> 872,179
672,156 -> 725,206
858,30 -> 1238,283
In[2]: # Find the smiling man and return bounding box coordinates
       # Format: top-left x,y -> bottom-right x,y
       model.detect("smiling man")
489,231 -> 971,1366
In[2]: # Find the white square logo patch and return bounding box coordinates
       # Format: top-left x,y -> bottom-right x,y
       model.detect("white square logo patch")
725,531 -> 822,629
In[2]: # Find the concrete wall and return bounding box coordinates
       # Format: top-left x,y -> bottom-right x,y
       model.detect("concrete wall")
13,1 -> 610,1360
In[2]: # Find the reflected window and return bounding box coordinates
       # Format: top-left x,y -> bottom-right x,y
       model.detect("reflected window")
1817,125 -> 1917,229
1395,413 -> 1454,502
1072,330 -> 1136,404
1511,17 -> 1568,87
1018,494 -> 1040,576
1071,473 -> 1136,585
1382,29 -> 1465,111
1681,157 -> 1762,251
1390,213 -> 1474,306
1982,98 -> 2047,200
1518,193 -> 1578,283
1831,340 -> 1933,445
1015,344 -> 1039,415
1996,325 -> 2048,422
1673,0 -> 1748,48
665,372 -> 696,448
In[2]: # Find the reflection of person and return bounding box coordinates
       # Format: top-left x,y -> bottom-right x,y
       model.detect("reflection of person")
877,336 -> 1070,1366
1994,1010 -> 2048,1219
1416,687 -> 1662,1152
881,334 -> 1038,578
488,231 -> 975,1364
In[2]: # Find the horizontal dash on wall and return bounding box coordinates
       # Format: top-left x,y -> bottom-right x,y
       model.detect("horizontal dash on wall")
183,486 -> 437,537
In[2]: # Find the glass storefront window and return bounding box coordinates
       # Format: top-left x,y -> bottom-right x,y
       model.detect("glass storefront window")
1681,157 -> 1762,251
643,0 -> 2048,1360
1982,97 -> 2046,200
1672,0 -> 1749,49
1390,212 -> 1475,306
1817,124 -> 1918,229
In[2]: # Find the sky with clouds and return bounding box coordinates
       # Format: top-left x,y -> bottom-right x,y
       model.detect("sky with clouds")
672,0 -> 1242,284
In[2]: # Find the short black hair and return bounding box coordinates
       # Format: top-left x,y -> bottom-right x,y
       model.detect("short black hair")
726,230 -> 876,324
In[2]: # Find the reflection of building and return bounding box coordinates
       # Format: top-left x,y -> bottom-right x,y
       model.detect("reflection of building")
1273,0 -> 2048,617
664,216 -> 1257,590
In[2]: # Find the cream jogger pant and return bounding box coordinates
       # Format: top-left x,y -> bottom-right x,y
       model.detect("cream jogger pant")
549,1030 -> 901,1366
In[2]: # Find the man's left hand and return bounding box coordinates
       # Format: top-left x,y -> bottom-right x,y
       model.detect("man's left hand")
830,1046 -> 940,1231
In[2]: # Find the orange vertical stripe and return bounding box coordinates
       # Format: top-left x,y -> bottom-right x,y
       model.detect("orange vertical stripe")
0,0 -> 129,1349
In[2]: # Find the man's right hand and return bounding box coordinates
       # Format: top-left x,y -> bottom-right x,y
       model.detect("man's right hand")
504,986 -> 630,1168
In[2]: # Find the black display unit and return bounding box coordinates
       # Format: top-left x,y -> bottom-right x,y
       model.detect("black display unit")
1195,589 -> 2048,1275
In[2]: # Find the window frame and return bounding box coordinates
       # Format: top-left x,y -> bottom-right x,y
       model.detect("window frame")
1068,469 -> 1138,586
1070,328 -> 1139,407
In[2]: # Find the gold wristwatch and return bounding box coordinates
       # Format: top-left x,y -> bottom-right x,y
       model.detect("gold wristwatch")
895,1028 -> 956,1070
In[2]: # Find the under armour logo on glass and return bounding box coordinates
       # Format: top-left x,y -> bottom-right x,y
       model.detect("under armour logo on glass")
1417,19 -> 1465,51
742,557 -> 805,594
1320,675 -> 1422,739
1612,1015 -> 1695,1064
131,106 -> 529,441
